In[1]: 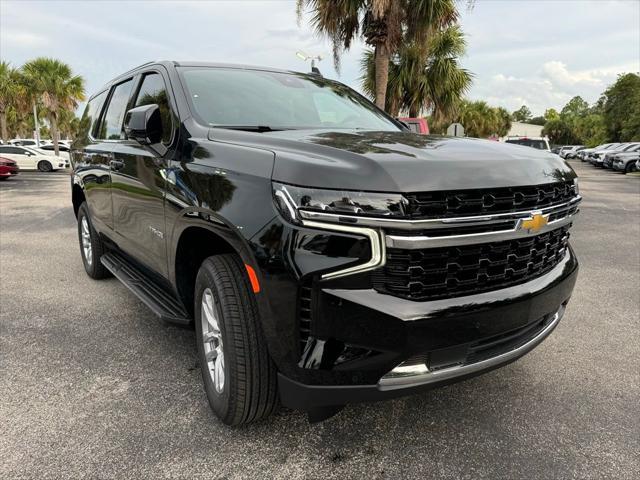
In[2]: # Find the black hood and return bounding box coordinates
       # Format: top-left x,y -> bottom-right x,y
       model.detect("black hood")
209,129 -> 575,192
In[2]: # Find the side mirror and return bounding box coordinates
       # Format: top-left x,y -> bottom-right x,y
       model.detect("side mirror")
124,104 -> 167,156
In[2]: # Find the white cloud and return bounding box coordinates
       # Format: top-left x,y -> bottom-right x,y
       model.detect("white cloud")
1,29 -> 48,48
541,61 -> 603,88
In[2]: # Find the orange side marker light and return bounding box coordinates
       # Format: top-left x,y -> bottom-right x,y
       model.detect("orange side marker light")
245,264 -> 261,293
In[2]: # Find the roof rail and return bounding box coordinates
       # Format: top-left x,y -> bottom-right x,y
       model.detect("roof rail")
118,61 -> 156,78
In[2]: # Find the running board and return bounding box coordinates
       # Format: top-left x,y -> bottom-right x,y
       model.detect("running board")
101,252 -> 192,325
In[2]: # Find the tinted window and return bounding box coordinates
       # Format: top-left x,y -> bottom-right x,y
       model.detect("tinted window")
79,90 -> 107,139
41,144 -> 69,151
97,80 -> 134,140
0,146 -> 26,154
133,73 -> 172,143
179,67 -> 399,131
506,139 -> 548,150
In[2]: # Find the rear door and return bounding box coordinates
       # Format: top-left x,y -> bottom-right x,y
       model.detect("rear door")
0,146 -> 36,169
109,69 -> 178,277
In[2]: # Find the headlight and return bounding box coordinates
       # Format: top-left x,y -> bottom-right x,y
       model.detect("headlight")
273,182 -> 407,224
573,177 -> 579,196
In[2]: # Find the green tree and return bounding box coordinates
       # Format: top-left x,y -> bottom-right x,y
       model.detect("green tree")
544,108 -> 559,121
494,106 -> 512,137
560,96 -> 589,119
22,58 -> 85,155
0,62 -> 25,142
360,24 -> 472,120
297,0 -> 458,110
602,73 -> 640,141
574,114 -> 607,147
529,116 -> 546,126
511,105 -> 532,122
542,118 -> 579,145
458,101 -> 501,138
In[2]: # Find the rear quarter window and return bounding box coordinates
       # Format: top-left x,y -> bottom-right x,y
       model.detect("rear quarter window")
79,90 -> 108,139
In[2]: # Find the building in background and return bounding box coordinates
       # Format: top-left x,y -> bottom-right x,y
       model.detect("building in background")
500,122 -> 546,142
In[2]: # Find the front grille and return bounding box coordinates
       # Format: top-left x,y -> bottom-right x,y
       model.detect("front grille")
405,181 -> 576,219
373,226 -> 570,301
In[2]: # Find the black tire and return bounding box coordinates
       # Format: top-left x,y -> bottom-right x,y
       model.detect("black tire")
625,161 -> 637,174
37,160 -> 53,172
77,202 -> 110,279
194,254 -> 278,425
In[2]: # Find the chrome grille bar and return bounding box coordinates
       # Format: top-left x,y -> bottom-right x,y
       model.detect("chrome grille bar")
386,210 -> 577,249
298,196 -> 581,231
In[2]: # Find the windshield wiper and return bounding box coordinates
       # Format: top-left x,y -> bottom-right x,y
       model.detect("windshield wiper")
210,125 -> 284,133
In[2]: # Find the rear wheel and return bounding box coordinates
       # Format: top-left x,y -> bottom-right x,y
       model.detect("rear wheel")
625,161 -> 638,174
37,160 -> 53,172
77,202 -> 110,279
194,254 -> 278,425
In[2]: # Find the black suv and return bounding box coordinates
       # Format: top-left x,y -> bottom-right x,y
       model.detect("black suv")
71,61 -> 580,425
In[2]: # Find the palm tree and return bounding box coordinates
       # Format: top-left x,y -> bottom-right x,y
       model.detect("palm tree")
297,0 -> 458,111
0,62 -> 25,142
21,58 -> 84,156
361,24 -> 472,119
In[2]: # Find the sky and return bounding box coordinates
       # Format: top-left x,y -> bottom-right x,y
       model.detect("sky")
1,0 -> 639,116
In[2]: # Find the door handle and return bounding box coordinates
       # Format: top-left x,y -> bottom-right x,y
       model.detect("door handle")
109,159 -> 125,171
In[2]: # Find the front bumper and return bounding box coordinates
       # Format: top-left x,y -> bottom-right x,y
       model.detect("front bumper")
278,247 -> 578,409
0,167 -> 19,177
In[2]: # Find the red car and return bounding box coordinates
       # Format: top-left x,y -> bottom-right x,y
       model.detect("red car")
399,117 -> 429,134
0,156 -> 19,180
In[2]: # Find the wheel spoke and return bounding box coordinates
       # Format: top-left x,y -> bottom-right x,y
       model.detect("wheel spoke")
205,348 -> 218,362
200,287 -> 225,394
202,331 -> 217,343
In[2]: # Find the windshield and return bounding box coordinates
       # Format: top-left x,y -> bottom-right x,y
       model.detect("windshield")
178,67 -> 401,131
505,138 -> 548,150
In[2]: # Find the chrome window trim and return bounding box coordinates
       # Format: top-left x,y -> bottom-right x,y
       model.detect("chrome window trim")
298,196 -> 581,231
377,305 -> 565,390
301,220 -> 385,280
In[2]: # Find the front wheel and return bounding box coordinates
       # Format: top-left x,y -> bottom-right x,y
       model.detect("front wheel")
37,160 -> 53,172
625,161 -> 638,174
195,254 -> 278,425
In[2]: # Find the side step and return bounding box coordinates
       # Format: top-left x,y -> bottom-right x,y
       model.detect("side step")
101,252 -> 192,325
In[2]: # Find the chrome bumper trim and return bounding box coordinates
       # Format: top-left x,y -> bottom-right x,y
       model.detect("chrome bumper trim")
377,305 -> 565,391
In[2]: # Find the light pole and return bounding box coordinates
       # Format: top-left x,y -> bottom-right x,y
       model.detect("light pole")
296,51 -> 323,73
33,101 -> 41,147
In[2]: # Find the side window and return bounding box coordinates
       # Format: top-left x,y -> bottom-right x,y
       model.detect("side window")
0,146 -> 25,155
133,73 -> 172,143
79,90 -> 107,139
97,79 -> 134,140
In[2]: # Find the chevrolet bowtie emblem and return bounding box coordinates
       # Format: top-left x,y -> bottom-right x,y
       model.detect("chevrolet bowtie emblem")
520,212 -> 548,233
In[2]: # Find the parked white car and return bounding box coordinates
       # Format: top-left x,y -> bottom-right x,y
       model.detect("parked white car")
504,136 -> 551,151
8,138 -> 39,147
0,145 -> 67,172
36,144 -> 71,162
560,145 -> 585,159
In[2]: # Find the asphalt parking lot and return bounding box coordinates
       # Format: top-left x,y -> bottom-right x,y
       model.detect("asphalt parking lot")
1,161 -> 639,479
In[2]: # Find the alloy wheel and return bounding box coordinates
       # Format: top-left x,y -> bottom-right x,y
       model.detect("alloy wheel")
201,288 -> 225,393
81,216 -> 92,266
